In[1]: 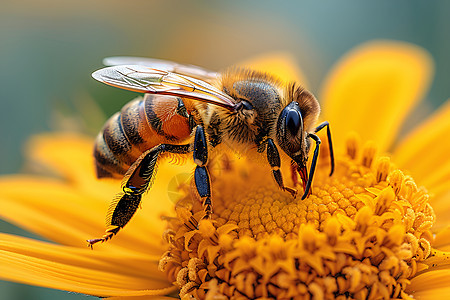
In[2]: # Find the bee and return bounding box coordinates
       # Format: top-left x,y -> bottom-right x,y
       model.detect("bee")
87,57 -> 334,246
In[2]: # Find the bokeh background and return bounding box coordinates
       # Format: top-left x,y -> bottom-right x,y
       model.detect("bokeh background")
1,0 -> 449,299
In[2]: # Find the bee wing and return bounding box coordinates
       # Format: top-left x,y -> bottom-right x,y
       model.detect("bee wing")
103,57 -> 219,82
92,65 -> 236,110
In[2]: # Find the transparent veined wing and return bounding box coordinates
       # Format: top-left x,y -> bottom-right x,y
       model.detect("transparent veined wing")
103,57 -> 219,82
92,65 -> 236,110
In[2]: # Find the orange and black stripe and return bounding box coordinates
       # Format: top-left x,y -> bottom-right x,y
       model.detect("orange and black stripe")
94,94 -> 192,178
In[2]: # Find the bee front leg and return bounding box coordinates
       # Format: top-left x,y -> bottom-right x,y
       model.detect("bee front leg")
266,138 -> 297,198
314,121 -> 335,176
298,122 -> 335,200
301,133 -> 320,200
192,125 -> 213,220
87,143 -> 190,247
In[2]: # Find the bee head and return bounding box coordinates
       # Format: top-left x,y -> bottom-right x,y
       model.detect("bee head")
276,101 -> 305,158
276,86 -> 319,160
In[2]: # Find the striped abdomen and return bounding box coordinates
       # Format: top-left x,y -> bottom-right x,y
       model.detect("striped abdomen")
94,94 -> 192,178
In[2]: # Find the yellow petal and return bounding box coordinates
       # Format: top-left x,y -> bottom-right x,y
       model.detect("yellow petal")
411,287 -> 450,300
0,233 -> 163,279
0,170 -> 186,254
0,177 -> 106,245
237,52 -> 309,87
26,133 -> 129,205
320,41 -> 433,153
429,193 -> 450,230
423,249 -> 450,270
0,233 -> 175,297
27,133 -> 97,186
433,226 -> 450,249
393,100 -> 450,188
407,269 -> 450,292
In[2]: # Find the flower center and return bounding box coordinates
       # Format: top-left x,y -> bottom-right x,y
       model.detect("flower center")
159,134 -> 435,299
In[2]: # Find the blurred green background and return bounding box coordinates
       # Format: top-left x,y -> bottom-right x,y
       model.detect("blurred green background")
0,0 -> 449,299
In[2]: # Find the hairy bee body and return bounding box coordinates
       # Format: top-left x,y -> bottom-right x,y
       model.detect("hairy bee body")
94,69 -> 318,178
88,58 -> 334,247
94,94 -> 193,178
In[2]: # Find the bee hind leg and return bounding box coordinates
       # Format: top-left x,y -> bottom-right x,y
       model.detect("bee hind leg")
266,138 -> 297,198
87,143 -> 190,248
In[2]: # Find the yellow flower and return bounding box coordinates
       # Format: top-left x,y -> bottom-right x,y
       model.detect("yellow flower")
1,41 -> 450,299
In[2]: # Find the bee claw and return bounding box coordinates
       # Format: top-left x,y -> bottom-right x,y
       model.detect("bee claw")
86,238 -> 104,249
201,213 -> 212,221
283,187 -> 297,198
194,209 -> 212,230
86,230 -> 117,249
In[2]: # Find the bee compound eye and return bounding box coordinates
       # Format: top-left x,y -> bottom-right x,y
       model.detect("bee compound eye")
286,110 -> 302,136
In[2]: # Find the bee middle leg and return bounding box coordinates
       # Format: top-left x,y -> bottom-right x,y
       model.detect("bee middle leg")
266,138 -> 297,198
87,143 -> 190,246
192,125 -> 213,220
